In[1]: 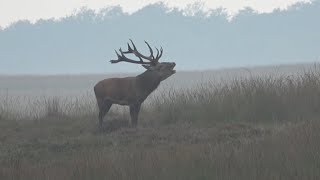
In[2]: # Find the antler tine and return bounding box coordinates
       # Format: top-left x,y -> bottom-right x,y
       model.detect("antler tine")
155,47 -> 159,60
110,50 -> 121,63
129,39 -> 137,51
118,48 -> 127,57
115,49 -> 121,57
159,47 -> 163,59
144,41 -> 154,59
122,43 -> 133,54
122,39 -> 137,54
155,47 -> 163,61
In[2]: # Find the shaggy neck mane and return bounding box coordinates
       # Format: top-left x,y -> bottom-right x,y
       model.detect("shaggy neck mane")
136,70 -> 161,95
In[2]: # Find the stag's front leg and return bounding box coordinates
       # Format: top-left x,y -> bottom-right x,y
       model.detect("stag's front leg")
129,103 -> 141,127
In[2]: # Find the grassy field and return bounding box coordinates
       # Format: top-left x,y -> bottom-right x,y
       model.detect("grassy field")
1,66 -> 320,180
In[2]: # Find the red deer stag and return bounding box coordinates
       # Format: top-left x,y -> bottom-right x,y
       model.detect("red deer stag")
94,40 -> 176,128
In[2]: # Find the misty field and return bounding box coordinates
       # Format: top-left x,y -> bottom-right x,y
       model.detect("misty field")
1,64 -> 320,180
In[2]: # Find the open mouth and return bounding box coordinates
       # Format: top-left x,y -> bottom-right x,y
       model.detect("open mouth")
171,66 -> 176,74
171,63 -> 176,73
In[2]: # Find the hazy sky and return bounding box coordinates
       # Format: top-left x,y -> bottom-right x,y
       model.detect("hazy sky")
0,0 -> 310,28
1,0 -> 319,74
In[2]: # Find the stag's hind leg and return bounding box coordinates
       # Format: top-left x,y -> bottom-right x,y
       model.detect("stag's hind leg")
98,99 -> 112,128
130,103 -> 141,127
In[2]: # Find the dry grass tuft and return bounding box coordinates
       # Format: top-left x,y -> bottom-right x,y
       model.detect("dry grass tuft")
148,70 -> 320,125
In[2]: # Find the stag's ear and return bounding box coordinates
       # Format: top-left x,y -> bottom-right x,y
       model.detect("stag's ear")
142,65 -> 151,70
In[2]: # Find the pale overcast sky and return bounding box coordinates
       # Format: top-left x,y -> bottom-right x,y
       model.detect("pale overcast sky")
0,0 -> 310,28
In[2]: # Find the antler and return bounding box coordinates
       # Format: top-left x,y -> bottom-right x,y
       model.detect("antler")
110,39 -> 163,65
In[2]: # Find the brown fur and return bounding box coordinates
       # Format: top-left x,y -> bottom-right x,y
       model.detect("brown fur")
94,72 -> 161,106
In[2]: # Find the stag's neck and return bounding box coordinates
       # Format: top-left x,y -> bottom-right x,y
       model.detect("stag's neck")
136,71 -> 161,96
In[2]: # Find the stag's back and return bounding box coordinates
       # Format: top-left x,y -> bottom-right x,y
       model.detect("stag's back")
94,77 -> 137,105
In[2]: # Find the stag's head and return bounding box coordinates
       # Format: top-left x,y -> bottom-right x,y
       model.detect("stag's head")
110,40 -> 176,81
